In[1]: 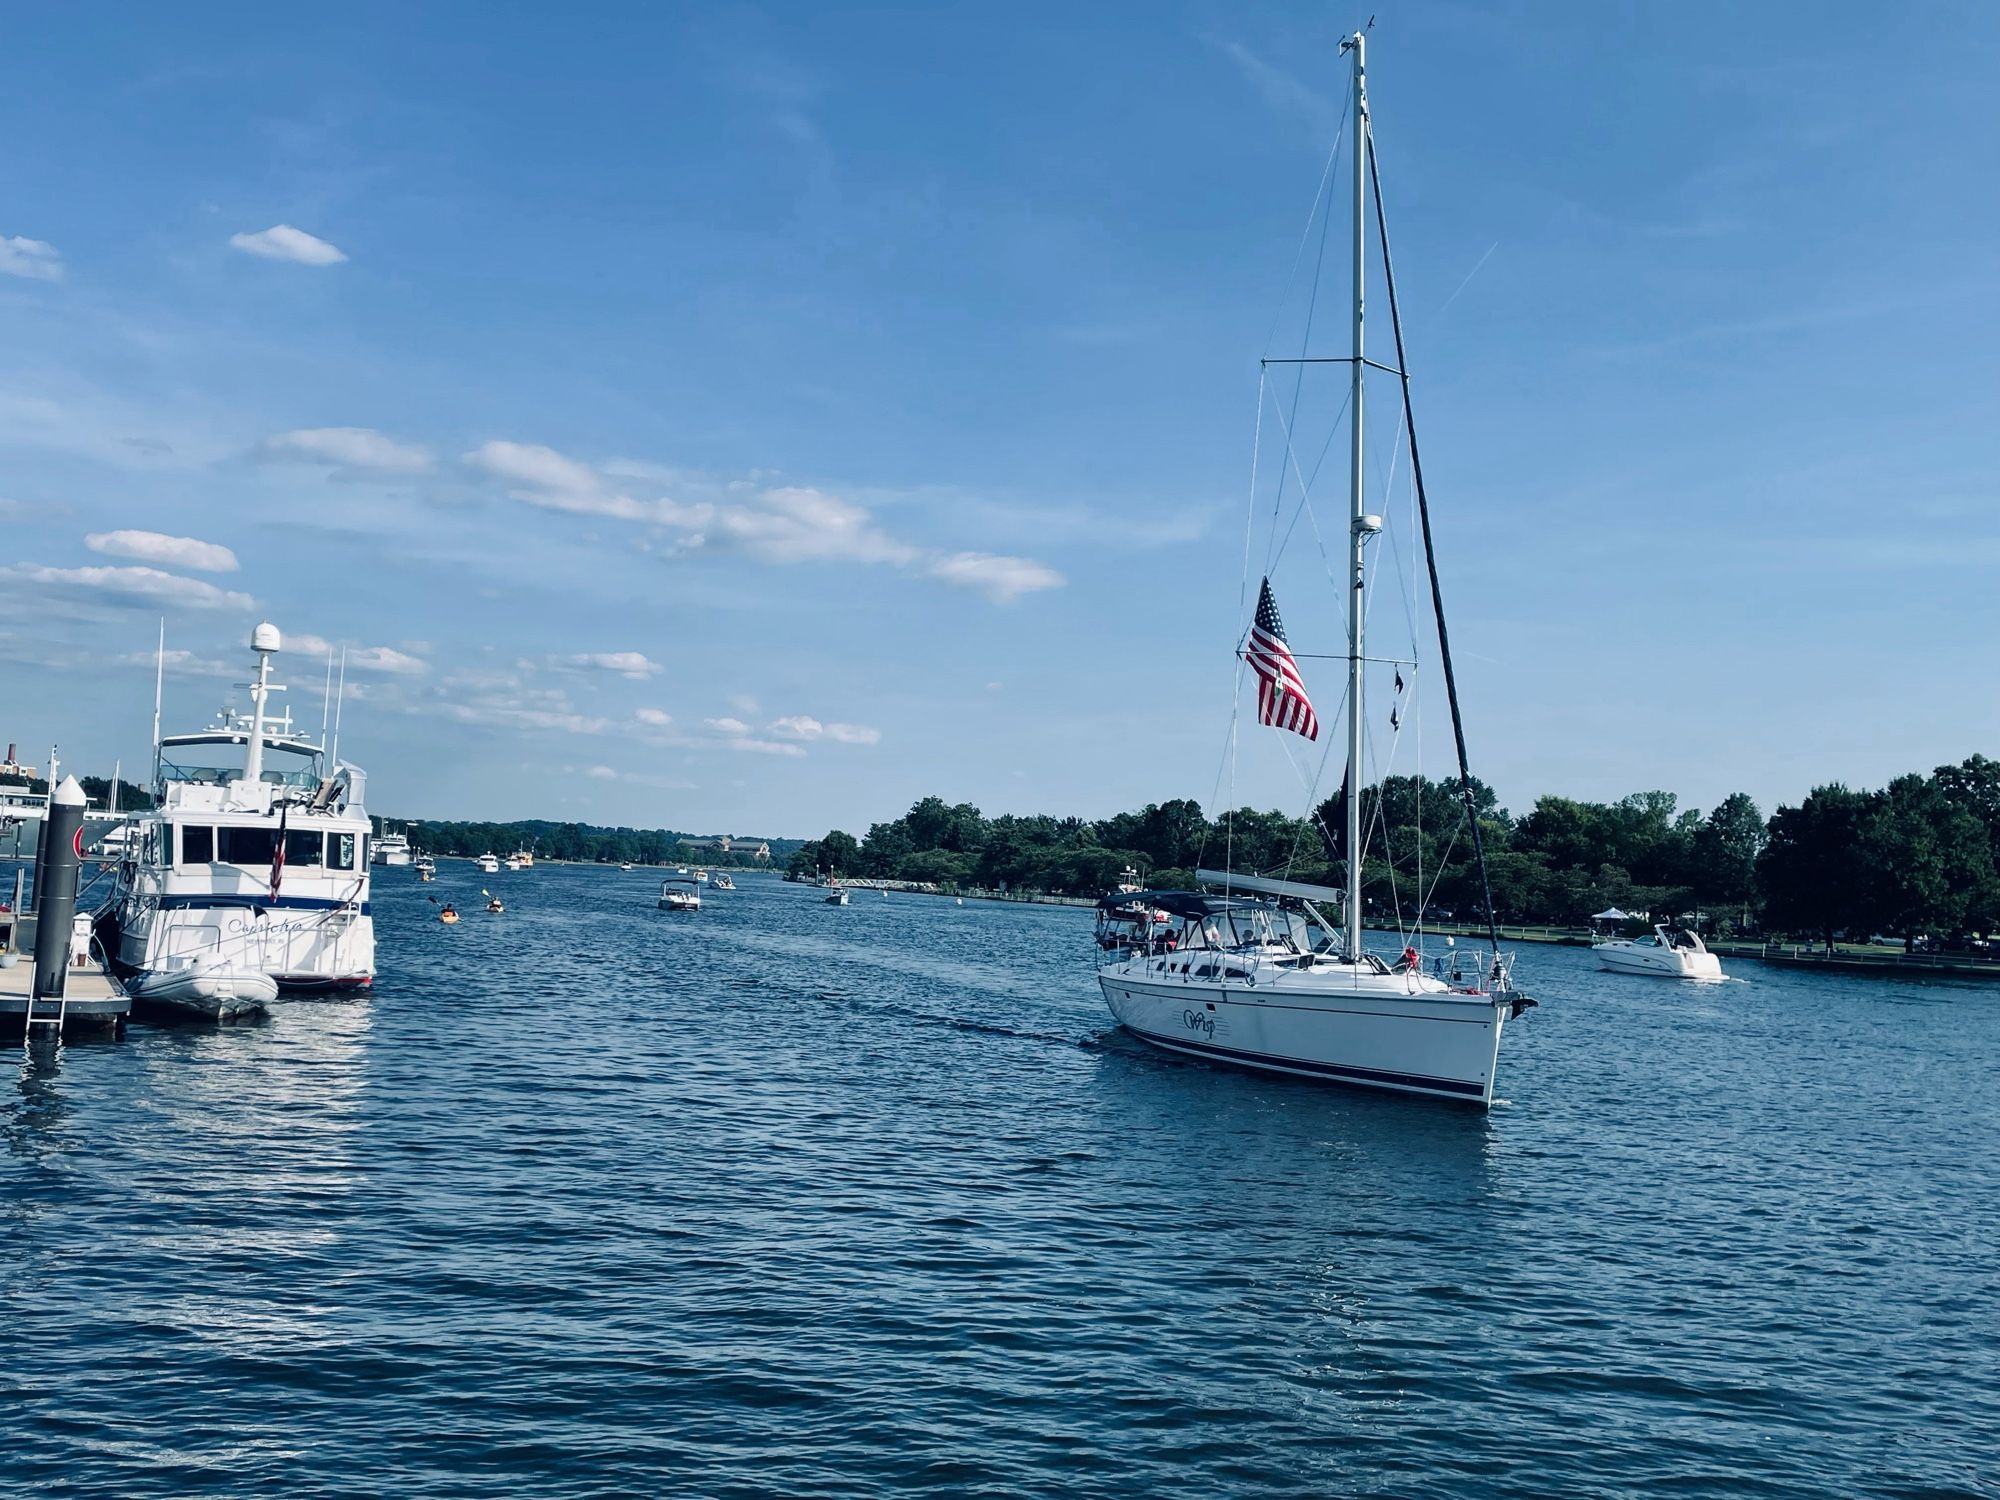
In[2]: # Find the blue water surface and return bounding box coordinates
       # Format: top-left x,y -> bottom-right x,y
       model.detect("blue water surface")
4,866 -> 1996,1497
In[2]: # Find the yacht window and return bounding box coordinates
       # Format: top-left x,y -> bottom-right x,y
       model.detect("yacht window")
329,833 -> 357,871
219,826 -> 277,865
180,826 -> 214,865
285,828 -> 326,867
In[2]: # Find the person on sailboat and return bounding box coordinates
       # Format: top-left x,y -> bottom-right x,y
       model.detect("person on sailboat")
1397,943 -> 1421,973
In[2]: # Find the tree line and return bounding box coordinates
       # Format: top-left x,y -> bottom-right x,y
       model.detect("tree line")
375,818 -> 803,869
789,755 -> 2000,946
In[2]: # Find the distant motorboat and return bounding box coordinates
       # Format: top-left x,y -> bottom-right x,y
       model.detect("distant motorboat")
826,881 -> 850,906
1594,924 -> 1724,980
372,832 -> 412,867
502,856 -> 524,872
620,862 -> 635,872
125,956 -> 278,1019
659,876 -> 701,911
474,853 -> 500,874
694,868 -> 711,884
713,873 -> 735,890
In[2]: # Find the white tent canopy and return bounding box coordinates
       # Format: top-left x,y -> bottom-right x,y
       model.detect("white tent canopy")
1591,907 -> 1633,922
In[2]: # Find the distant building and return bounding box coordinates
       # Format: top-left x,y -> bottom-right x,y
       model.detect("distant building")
683,836 -> 772,861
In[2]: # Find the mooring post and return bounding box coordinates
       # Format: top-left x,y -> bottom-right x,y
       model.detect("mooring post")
31,777 -> 86,1000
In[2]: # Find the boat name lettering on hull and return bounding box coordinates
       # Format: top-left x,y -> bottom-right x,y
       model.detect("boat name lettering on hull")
1182,1007 -> 1216,1039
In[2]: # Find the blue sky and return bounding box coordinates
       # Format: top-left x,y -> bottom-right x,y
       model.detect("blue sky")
4,2 -> 1998,837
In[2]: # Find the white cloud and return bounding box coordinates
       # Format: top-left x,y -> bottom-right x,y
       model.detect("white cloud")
229,224 -> 347,266
85,529 -> 239,573
566,651 -> 662,679
263,427 -> 432,474
730,739 -> 807,758
635,707 -> 673,726
348,645 -> 428,675
114,647 -> 237,678
926,552 -> 1065,603
468,439 -> 1063,602
4,563 -> 253,611
769,715 -> 880,746
0,236 -> 63,281
713,485 -> 916,566
585,764 -> 619,780
286,634 -> 428,674
704,717 -> 752,735
728,693 -> 759,714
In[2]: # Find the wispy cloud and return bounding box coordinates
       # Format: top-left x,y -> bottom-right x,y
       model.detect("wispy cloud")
1210,38 -> 1341,141
85,529 -> 239,573
634,707 -> 673,726
4,563 -> 254,611
769,715 -> 880,745
290,633 -> 429,675
0,235 -> 63,281
926,551 -> 1064,603
518,650 -> 665,680
229,224 -> 347,266
263,427 -> 432,475
704,716 -> 752,735
466,438 -> 1062,601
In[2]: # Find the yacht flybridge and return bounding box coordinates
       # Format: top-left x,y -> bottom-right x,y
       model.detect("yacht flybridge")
1094,35 -> 1533,1106
100,623 -> 375,1013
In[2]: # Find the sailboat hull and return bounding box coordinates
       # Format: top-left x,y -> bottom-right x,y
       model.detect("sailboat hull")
1099,970 -> 1508,1104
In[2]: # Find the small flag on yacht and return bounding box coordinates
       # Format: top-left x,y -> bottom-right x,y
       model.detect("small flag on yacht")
1247,577 -> 1319,741
1394,668 -> 1405,695
269,802 -> 288,901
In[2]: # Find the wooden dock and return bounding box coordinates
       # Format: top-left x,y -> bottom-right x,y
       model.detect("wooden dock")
0,955 -> 130,1036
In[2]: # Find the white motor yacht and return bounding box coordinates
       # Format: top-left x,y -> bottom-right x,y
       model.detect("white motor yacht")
474,852 -> 500,874
372,831 -> 411,866
101,623 -> 375,1009
1595,924 -> 1725,981
659,876 -> 701,911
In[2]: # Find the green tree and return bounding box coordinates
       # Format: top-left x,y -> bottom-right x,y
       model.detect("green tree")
1759,785 -> 1876,948
1689,792 -> 1764,912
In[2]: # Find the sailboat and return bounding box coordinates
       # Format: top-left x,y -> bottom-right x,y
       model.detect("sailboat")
1095,34 -> 1532,1106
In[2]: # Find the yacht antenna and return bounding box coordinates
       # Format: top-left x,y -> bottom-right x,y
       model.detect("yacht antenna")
318,643 -> 335,768
151,618 -> 165,788
1341,29 -> 1369,963
330,646 -> 348,769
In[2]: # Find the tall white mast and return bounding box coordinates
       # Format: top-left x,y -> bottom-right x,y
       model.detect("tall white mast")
1343,31 -> 1371,961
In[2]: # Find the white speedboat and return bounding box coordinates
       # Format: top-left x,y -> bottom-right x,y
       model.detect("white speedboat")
1094,35 -> 1531,1106
124,956 -> 278,1019
100,623 -> 375,1005
1595,924 -> 1725,981
474,852 -> 500,874
659,876 -> 701,911
502,855 -> 523,872
825,876 -> 850,906
372,831 -> 412,866
713,873 -> 735,890
694,868 -> 710,884
620,862 -> 635,872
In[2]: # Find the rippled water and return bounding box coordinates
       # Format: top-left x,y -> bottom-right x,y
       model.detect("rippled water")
5,867 -> 1997,1497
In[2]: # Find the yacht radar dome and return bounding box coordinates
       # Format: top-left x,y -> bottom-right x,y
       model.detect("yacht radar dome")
252,622 -> 282,654
1353,514 -> 1384,537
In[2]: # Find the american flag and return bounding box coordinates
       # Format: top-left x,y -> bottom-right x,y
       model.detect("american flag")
269,802 -> 288,901
1246,577 -> 1319,741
